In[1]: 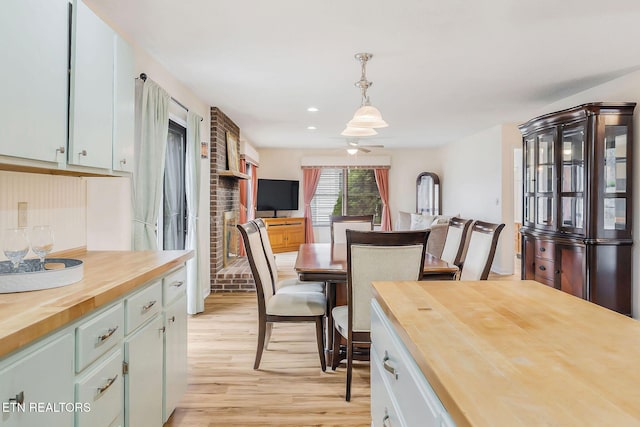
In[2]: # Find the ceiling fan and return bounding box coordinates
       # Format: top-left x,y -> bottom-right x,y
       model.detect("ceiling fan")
346,139 -> 384,154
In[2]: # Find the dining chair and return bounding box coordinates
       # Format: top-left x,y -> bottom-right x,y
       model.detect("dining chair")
459,220 -> 505,281
331,229 -> 429,401
439,217 -> 473,269
237,222 -> 327,371
329,215 -> 374,244
253,218 -> 324,294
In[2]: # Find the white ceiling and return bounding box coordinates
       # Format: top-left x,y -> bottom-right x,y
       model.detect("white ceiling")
86,0 -> 640,149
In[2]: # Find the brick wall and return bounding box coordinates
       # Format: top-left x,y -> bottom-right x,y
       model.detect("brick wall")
210,107 -> 255,292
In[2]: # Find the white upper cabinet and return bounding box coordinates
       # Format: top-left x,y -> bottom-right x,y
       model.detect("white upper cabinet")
69,0 -> 114,170
113,35 -> 135,173
0,0 -> 68,164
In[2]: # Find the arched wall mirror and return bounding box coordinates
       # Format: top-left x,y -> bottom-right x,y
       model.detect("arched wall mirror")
416,172 -> 441,215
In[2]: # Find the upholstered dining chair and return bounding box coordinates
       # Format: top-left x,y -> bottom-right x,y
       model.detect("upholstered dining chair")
440,217 -> 473,269
331,229 -> 429,401
238,222 -> 327,371
459,220 -> 505,281
253,218 -> 324,294
329,215 -> 374,244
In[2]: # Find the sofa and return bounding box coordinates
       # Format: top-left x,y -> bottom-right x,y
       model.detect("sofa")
394,211 -> 452,258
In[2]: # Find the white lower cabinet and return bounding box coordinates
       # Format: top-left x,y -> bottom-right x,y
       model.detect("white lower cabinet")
0,333 -> 74,427
371,300 -> 454,427
75,348 -> 123,427
163,293 -> 188,422
124,315 -> 164,427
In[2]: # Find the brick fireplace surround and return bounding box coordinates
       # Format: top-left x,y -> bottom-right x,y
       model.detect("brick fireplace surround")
209,107 -> 255,292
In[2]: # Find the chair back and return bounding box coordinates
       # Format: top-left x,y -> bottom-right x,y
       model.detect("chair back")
459,220 -> 505,281
440,217 -> 473,267
253,218 -> 279,291
330,215 -> 374,244
237,222 -> 275,315
347,230 -> 429,332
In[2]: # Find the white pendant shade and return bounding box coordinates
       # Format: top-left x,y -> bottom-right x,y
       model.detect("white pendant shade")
346,148 -> 359,155
347,105 -> 388,128
340,125 -> 378,137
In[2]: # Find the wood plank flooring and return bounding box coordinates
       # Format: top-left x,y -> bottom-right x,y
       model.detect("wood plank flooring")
165,293 -> 371,427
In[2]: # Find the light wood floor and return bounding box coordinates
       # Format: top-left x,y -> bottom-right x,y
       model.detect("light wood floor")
165,292 -> 371,427
165,252 -> 519,426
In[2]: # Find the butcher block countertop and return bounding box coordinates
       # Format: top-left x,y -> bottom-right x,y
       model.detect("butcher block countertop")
371,280 -> 640,427
0,249 -> 192,359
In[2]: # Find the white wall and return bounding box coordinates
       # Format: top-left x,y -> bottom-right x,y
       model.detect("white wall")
256,147 -> 443,242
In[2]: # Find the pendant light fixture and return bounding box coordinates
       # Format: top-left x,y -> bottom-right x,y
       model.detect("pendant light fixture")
341,53 -> 388,136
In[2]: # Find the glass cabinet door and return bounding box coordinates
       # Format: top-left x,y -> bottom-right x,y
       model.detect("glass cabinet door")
603,125 -> 629,231
535,131 -> 555,228
523,137 -> 536,224
559,123 -> 585,232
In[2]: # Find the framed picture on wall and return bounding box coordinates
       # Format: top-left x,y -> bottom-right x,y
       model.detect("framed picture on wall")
226,132 -> 240,172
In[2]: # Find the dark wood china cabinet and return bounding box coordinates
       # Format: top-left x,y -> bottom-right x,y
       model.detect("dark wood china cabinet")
519,103 -> 635,315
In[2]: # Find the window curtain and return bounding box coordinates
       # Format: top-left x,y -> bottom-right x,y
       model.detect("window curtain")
374,168 -> 392,231
186,111 -> 205,314
303,168 -> 322,243
239,158 -> 247,256
133,79 -> 170,250
163,128 -> 184,249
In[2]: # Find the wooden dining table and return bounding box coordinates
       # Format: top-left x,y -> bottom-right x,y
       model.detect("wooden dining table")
294,243 -> 458,364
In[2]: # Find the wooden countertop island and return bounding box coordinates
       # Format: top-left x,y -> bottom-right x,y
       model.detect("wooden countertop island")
372,280 -> 640,426
0,250 -> 192,358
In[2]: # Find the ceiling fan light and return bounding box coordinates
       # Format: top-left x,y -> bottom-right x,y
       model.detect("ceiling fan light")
346,148 -> 359,155
340,126 -> 378,137
347,105 -> 388,128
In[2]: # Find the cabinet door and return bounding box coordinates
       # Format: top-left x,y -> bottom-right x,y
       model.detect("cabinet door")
163,294 -> 188,422
75,349 -> 123,427
559,123 -> 586,235
124,315 -> 163,427
69,0 -> 114,169
557,245 -> 584,299
535,131 -> 556,230
286,226 -> 305,249
0,0 -> 68,163
0,333 -> 74,427
112,34 -> 135,172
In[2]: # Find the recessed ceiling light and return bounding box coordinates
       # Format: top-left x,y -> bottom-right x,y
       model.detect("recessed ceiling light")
307,107 -> 319,112
307,126 -> 317,130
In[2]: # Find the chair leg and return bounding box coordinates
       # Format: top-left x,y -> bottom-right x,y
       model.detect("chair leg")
264,322 -> 273,350
315,317 -> 326,371
345,339 -> 352,401
331,325 -> 341,371
254,320 -> 267,370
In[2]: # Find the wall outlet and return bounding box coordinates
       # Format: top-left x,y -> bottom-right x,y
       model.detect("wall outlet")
18,202 -> 28,228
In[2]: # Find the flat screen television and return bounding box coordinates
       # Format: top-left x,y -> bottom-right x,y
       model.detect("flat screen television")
256,179 -> 299,217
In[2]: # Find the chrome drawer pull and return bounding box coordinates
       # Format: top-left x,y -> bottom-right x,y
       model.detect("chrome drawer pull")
97,326 -> 119,343
9,391 -> 24,405
96,375 -> 118,397
142,300 -> 157,312
171,280 -> 184,288
382,351 -> 399,380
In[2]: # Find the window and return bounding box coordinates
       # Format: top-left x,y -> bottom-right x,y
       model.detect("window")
161,120 -> 187,250
310,168 -> 382,226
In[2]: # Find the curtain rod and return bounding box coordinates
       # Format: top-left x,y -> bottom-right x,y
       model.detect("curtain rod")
139,73 -> 203,121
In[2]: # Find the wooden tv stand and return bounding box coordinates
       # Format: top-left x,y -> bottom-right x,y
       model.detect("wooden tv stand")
262,217 -> 305,253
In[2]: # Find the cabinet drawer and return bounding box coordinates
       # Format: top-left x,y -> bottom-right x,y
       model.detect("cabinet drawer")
371,300 -> 446,427
534,258 -> 556,282
163,267 -> 186,306
371,348 -> 406,427
75,348 -> 123,427
125,280 -> 162,334
76,303 -> 124,372
535,240 -> 555,260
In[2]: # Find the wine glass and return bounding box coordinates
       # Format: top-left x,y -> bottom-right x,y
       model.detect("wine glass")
30,225 -> 54,267
2,228 -> 30,270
